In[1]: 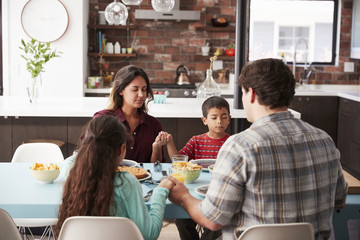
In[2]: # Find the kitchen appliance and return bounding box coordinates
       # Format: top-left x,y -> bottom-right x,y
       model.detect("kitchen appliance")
135,0 -> 200,21
151,83 -> 196,98
176,65 -> 191,85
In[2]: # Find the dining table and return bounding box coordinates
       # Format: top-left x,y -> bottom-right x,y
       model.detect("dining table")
0,163 -> 206,220
0,162 -> 359,240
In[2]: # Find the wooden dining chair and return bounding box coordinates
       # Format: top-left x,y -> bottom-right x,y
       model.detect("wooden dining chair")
57,216 -> 144,240
239,222 -> 315,240
11,143 -> 64,240
0,208 -> 22,240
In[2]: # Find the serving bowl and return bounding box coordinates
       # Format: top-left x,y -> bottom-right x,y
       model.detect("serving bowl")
173,162 -> 202,183
30,169 -> 60,183
30,162 -> 60,183
189,159 -> 216,171
211,17 -> 229,27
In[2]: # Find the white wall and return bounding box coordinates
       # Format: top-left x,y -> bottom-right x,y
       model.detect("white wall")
2,0 -> 88,97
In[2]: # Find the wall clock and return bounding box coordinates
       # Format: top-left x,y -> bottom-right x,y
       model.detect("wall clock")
21,0 -> 69,42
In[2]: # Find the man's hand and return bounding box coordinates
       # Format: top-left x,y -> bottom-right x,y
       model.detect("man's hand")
168,175 -> 223,231
168,175 -> 191,207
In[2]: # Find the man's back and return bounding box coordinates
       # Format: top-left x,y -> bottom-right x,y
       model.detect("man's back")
200,111 -> 348,240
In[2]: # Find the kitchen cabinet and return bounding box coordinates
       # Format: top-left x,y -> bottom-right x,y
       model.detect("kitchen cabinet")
290,96 -> 339,142
12,117 -> 68,160
0,117 -> 91,162
67,117 -> 92,156
337,98 -> 360,179
0,117 -> 12,162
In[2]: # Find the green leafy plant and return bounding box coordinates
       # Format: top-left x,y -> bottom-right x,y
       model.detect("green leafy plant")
227,43 -> 235,49
19,39 -> 62,78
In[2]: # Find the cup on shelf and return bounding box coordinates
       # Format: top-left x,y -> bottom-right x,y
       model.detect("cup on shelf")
201,46 -> 210,56
127,47 -> 133,54
121,48 -> 127,54
98,11 -> 106,25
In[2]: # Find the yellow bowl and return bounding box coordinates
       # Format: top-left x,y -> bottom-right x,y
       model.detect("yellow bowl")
30,169 -> 60,184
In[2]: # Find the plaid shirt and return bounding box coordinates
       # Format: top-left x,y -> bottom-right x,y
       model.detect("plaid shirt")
200,111 -> 348,240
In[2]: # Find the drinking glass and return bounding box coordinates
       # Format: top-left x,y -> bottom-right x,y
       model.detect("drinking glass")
169,167 -> 186,184
172,154 -> 188,164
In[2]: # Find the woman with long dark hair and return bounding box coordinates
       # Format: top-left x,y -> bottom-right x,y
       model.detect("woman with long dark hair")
94,65 -> 168,163
55,115 -> 173,239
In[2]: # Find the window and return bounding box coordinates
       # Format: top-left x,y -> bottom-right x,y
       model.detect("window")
249,0 -> 338,65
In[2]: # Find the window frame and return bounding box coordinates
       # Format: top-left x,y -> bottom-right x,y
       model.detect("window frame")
248,0 -> 339,66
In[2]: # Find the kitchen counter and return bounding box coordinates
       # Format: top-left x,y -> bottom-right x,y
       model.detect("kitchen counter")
0,96 -> 301,119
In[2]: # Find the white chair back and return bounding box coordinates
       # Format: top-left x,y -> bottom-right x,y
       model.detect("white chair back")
0,208 -> 22,240
57,216 -> 144,240
12,143 -> 64,164
239,223 -> 315,240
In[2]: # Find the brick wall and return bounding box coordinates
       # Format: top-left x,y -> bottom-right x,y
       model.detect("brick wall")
89,0 -> 359,86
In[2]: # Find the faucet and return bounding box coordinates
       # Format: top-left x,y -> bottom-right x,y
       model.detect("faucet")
293,38 -> 309,84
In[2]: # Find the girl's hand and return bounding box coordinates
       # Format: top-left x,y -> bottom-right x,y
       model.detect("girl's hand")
158,178 -> 175,190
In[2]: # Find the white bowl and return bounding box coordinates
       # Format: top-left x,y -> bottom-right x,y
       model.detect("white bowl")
208,164 -> 215,175
30,169 -> 60,183
189,159 -> 216,171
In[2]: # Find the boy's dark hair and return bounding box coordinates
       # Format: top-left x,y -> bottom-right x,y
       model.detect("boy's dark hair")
239,58 -> 295,109
202,96 -> 230,117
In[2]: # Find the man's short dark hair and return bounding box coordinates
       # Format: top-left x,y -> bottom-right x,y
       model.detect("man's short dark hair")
202,96 -> 230,117
239,58 -> 296,109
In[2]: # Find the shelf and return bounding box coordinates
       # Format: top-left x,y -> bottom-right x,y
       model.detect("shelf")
88,53 -> 137,58
196,26 -> 235,32
194,55 -> 234,61
84,88 -> 111,94
87,24 -> 137,30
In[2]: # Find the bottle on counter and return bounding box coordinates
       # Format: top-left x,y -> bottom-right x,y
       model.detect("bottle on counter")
196,56 -> 221,104
281,52 -> 287,64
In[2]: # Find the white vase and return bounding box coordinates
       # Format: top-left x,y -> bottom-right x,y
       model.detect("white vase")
26,74 -> 42,103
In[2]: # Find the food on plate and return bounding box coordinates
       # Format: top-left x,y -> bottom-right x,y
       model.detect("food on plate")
30,162 -> 59,171
173,161 -> 202,171
117,166 -> 147,179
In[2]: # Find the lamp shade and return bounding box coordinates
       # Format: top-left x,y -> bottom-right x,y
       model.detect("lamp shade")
122,0 -> 143,5
105,0 -> 128,25
151,0 -> 175,13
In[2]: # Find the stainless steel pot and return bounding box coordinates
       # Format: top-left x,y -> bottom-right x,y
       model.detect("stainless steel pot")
176,65 -> 191,85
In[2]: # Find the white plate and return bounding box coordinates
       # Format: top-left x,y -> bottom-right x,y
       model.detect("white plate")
138,172 -> 152,182
190,159 -> 216,172
119,159 -> 138,167
194,184 -> 209,197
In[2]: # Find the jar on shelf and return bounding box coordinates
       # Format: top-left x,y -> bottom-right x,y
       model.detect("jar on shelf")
196,68 -> 221,104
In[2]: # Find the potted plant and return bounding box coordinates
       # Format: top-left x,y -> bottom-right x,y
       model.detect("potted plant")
226,43 -> 235,56
19,39 -> 62,103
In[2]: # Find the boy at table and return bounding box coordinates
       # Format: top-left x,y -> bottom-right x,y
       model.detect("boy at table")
167,58 -> 348,240
155,96 -> 231,240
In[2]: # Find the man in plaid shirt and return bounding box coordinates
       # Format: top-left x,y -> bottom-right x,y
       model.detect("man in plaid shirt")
168,58 -> 348,240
